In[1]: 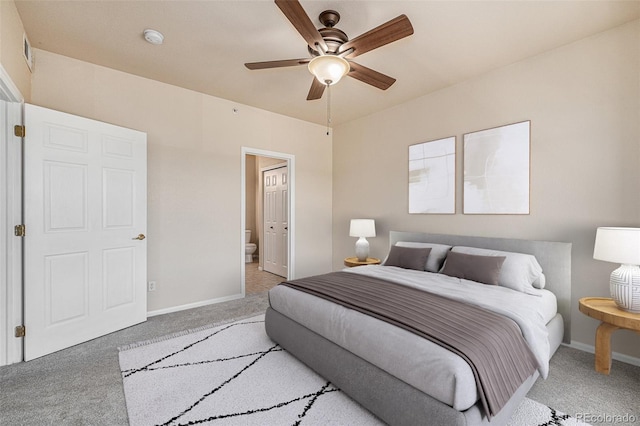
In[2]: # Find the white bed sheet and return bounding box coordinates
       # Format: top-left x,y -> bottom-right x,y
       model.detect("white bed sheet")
268,266 -> 557,411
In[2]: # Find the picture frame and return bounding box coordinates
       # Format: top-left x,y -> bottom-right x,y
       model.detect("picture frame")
463,121 -> 530,214
409,136 -> 456,214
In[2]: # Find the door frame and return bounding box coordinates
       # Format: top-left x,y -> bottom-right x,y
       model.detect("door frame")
241,147 -> 295,296
0,64 -> 24,366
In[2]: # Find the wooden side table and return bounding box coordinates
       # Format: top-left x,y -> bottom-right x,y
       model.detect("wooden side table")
344,257 -> 381,268
578,297 -> 640,374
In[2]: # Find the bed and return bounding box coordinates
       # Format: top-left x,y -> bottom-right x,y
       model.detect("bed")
265,231 -> 572,425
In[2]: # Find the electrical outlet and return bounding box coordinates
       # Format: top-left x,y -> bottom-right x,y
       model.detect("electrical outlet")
148,281 -> 156,292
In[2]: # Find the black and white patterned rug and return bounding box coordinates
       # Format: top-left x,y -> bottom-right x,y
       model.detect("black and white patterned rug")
118,315 -> 588,426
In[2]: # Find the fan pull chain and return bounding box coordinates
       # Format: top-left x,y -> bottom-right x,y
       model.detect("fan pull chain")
326,82 -> 331,136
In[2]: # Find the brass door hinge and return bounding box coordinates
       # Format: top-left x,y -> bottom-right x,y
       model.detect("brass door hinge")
15,325 -> 25,338
14,224 -> 25,237
14,125 -> 25,138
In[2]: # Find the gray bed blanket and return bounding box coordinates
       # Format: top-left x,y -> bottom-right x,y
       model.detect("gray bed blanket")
280,271 -> 538,418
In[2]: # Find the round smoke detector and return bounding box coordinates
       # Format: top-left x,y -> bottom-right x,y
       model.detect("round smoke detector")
143,29 -> 164,45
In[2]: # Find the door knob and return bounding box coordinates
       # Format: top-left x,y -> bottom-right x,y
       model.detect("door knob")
132,234 -> 146,240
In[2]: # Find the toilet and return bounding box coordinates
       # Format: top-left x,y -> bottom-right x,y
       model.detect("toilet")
245,230 -> 257,263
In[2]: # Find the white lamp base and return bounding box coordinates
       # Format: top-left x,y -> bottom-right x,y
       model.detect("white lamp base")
610,264 -> 640,313
355,237 -> 370,262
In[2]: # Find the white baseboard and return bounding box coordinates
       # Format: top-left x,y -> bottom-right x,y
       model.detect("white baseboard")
147,293 -> 244,318
565,341 -> 640,368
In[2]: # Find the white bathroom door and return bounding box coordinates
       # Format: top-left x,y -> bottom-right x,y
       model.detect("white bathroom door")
23,104 -> 147,361
263,166 -> 288,278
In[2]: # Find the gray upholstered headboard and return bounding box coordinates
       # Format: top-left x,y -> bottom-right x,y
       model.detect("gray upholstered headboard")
389,231 -> 572,343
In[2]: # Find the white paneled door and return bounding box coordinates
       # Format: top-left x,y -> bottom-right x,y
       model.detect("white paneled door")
23,104 -> 147,361
263,166 -> 288,278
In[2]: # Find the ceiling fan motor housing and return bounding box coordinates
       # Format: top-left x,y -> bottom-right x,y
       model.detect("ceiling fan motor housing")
309,27 -> 348,55
307,10 -> 348,56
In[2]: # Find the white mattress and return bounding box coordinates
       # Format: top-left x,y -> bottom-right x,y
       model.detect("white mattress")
268,265 -> 557,411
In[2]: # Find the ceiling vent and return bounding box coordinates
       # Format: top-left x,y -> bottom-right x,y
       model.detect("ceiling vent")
23,33 -> 33,72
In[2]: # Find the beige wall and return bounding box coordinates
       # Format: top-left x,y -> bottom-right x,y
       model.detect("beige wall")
0,0 -> 30,100
333,20 -> 640,358
30,49 -> 332,312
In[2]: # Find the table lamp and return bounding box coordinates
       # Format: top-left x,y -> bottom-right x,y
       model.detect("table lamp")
593,227 -> 640,313
349,219 -> 376,262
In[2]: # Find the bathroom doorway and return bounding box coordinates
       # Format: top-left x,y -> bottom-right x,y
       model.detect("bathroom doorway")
241,148 -> 294,296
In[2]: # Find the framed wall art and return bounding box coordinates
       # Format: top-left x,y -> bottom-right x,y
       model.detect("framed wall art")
463,121 -> 530,214
409,136 -> 456,214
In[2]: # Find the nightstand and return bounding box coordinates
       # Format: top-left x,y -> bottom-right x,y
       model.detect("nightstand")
344,257 -> 381,268
578,297 -> 640,374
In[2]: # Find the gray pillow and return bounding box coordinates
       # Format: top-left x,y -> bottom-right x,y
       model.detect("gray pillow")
440,251 -> 506,285
384,246 -> 432,271
394,241 -> 452,272
450,246 -> 544,292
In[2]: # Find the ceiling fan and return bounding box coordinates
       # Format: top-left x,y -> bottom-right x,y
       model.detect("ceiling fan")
245,0 -> 414,101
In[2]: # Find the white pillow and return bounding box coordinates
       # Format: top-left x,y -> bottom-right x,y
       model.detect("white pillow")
450,246 -> 543,293
393,242 -> 452,272
532,273 -> 546,289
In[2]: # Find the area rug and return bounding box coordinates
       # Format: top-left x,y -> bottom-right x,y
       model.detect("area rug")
118,315 -> 588,426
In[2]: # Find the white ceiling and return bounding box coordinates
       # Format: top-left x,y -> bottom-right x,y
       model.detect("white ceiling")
14,0 -> 640,126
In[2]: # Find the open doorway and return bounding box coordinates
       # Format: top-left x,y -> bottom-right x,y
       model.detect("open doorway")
241,148 -> 295,296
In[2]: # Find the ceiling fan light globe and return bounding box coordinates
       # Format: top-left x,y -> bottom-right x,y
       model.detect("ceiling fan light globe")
308,55 -> 350,86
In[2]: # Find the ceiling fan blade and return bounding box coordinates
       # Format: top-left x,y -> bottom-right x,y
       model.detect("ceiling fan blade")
307,78 -> 326,100
339,14 -> 414,59
275,0 -> 328,53
245,58 -> 310,70
348,62 -> 396,90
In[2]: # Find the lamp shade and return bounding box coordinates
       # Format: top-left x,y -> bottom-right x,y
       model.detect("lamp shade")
593,227 -> 640,265
349,219 -> 376,238
308,55 -> 350,85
